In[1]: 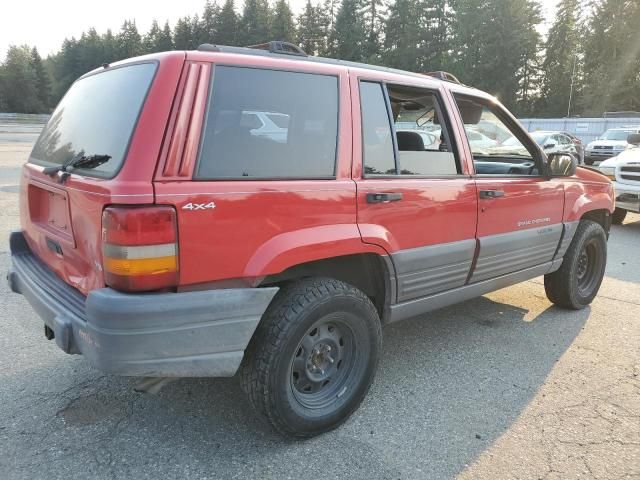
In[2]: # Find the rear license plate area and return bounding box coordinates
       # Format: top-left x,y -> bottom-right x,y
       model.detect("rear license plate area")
28,181 -> 75,246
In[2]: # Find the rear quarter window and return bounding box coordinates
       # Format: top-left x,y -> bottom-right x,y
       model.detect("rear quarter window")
30,62 -> 157,178
195,66 -> 339,179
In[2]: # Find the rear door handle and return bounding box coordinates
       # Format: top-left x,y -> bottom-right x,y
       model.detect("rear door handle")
366,192 -> 404,204
479,190 -> 505,199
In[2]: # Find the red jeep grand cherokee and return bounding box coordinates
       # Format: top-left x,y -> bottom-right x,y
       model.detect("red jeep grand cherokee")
8,42 -> 614,437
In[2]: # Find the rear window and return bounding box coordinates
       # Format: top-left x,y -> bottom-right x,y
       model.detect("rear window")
30,62 -> 157,178
195,66 -> 338,179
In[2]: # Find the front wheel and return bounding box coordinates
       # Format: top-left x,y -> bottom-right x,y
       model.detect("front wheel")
544,220 -> 607,309
240,278 -> 381,438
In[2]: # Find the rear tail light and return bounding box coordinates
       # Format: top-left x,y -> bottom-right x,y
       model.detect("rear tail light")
102,206 -> 178,292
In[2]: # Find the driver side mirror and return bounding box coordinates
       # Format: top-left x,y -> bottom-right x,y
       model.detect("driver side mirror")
547,153 -> 577,177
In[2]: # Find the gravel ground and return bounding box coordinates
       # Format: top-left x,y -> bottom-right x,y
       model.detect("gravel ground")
0,139 -> 638,480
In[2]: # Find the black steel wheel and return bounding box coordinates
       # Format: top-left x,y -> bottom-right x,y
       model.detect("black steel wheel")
240,278 -> 381,438
544,220 -> 607,309
289,314 -> 364,410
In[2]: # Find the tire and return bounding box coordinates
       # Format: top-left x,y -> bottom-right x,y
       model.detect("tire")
544,220 -> 607,309
611,208 -> 627,225
240,277 -> 382,438
584,158 -> 594,166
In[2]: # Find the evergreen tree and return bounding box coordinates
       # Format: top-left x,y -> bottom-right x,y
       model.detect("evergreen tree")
117,20 -> 143,59
329,0 -> 366,61
449,0 -> 542,112
361,0 -> 385,62
419,0 -> 450,71
143,20 -> 163,52
174,16 -> 196,49
538,0 -> 582,116
159,22 -> 174,50
144,20 -> 174,52
582,0 -> 640,114
200,1 -> 221,44
271,0 -> 296,42
1,45 -> 42,113
215,0 -> 238,45
297,0 -> 324,55
316,0 -> 336,55
30,47 -> 51,111
383,0 -> 422,71
239,0 -> 272,45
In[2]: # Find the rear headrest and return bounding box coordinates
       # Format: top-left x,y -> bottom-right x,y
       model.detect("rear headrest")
396,131 -> 425,151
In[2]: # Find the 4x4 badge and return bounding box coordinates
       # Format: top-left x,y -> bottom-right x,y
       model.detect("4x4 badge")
182,202 -> 216,211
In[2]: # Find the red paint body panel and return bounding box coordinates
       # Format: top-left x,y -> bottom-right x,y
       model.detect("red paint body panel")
348,72 -> 477,253
17,49 -> 615,298
19,52 -> 185,295
475,177 -> 565,237
562,167 -> 615,222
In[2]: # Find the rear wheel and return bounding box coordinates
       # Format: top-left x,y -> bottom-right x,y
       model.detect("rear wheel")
544,220 -> 607,309
240,277 -> 381,438
611,208 -> 627,225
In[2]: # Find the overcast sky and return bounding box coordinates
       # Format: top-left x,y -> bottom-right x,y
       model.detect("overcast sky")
2,0 -> 559,59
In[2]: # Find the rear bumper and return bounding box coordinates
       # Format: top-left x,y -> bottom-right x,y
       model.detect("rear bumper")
612,182 -> 640,213
7,231 -> 278,377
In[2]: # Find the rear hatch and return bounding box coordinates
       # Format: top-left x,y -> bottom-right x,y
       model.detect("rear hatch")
19,53 -> 184,295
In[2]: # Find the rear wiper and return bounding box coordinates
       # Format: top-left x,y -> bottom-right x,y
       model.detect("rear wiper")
42,153 -> 111,182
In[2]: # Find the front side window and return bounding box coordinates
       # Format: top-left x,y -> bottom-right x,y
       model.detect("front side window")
454,95 -> 540,176
196,66 -> 338,179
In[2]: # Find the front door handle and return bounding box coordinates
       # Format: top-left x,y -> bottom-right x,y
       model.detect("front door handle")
366,192 -> 404,204
479,190 -> 505,199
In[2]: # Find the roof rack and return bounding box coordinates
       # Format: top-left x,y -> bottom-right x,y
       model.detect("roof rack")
246,41 -> 307,56
197,41 -> 307,57
422,71 -> 462,85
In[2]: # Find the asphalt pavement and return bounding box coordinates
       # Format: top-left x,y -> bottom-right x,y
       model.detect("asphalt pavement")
0,127 -> 638,480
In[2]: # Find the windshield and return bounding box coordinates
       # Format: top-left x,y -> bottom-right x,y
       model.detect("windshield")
530,132 -> 549,145
30,62 -> 157,178
599,129 -> 636,141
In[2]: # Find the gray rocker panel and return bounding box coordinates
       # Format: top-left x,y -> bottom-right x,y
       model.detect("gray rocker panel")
391,239 -> 476,302
388,258 -> 562,323
470,224 -> 563,283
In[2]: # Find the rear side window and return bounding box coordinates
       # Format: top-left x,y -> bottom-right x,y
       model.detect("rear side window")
360,82 -> 396,174
30,63 -> 157,178
360,81 -> 460,176
196,66 -> 339,179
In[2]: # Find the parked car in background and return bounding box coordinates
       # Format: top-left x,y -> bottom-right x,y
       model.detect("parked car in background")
585,127 -> 640,165
598,133 -> 640,224
529,131 -> 581,163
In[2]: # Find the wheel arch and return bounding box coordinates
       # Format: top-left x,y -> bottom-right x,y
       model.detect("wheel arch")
580,208 -> 612,236
257,253 -> 396,323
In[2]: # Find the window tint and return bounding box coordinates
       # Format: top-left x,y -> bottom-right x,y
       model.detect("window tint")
30,63 -> 156,178
453,95 -> 539,176
196,67 -> 338,179
360,82 -> 396,175
389,84 -> 459,175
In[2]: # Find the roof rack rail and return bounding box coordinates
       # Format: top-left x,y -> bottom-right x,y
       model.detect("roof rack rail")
422,71 -> 462,84
246,41 -> 307,57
